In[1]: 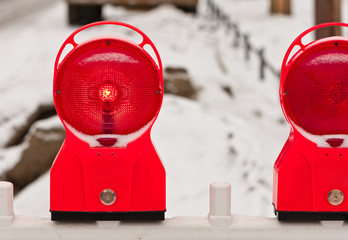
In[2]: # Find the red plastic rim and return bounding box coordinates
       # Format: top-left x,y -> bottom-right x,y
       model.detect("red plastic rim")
54,37 -> 162,135
283,39 -> 348,135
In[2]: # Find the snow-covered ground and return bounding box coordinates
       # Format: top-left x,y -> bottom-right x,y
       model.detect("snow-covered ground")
1,0 -> 347,219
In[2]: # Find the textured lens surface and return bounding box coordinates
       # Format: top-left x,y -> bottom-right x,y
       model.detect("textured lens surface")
283,41 -> 348,135
55,38 -> 161,135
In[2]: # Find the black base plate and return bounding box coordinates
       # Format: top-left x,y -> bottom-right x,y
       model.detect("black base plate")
274,205 -> 348,221
51,211 -> 165,221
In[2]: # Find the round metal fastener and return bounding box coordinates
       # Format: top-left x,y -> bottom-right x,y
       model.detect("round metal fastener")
100,189 -> 116,206
328,189 -> 344,206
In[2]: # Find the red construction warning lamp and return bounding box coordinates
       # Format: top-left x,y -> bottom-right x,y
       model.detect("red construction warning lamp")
273,22 -> 348,221
50,21 -> 165,221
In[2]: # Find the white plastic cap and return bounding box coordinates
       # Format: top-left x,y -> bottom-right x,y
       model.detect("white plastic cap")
208,182 -> 232,226
0,181 -> 14,218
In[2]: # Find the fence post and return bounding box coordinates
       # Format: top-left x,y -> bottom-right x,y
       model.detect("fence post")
232,23 -> 240,47
207,0 -> 211,10
210,0 -> 216,18
243,34 -> 251,60
222,14 -> 229,34
206,0 -> 280,81
258,48 -> 266,80
226,18 -> 232,33
206,0 -> 210,15
216,7 -> 221,23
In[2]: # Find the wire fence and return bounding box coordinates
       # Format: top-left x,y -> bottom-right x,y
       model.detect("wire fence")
206,0 -> 281,81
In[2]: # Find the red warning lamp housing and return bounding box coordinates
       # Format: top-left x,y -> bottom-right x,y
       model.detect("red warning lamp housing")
50,21 -> 165,221
274,22 -> 348,221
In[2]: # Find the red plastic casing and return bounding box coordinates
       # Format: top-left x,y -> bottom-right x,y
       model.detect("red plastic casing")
274,22 -> 348,213
50,21 -> 165,214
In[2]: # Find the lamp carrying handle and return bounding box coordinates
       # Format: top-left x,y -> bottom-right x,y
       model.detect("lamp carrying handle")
281,22 -> 348,72
54,21 -> 163,79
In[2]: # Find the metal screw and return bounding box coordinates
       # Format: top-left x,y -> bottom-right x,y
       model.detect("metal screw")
328,189 -> 344,205
156,90 -> 160,95
56,90 -> 61,94
100,189 -> 116,205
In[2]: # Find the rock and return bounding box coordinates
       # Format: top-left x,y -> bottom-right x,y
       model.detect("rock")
5,104 -> 57,147
222,85 -> 234,98
163,66 -> 198,99
6,116 -> 64,194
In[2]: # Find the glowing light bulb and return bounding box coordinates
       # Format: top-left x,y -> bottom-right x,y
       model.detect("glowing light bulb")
99,84 -> 117,102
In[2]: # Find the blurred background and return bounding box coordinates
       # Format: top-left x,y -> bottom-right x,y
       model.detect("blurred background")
0,0 -> 347,219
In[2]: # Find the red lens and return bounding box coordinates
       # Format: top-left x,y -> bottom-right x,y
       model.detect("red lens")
283,40 -> 348,135
54,38 -> 162,135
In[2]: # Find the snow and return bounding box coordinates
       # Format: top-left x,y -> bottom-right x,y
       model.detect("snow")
65,118 -> 155,148
0,144 -> 28,177
14,172 -> 50,217
79,52 -> 140,64
308,52 -> 348,65
28,115 -> 63,141
3,0 -> 346,220
0,1 -> 71,147
293,123 -> 348,148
